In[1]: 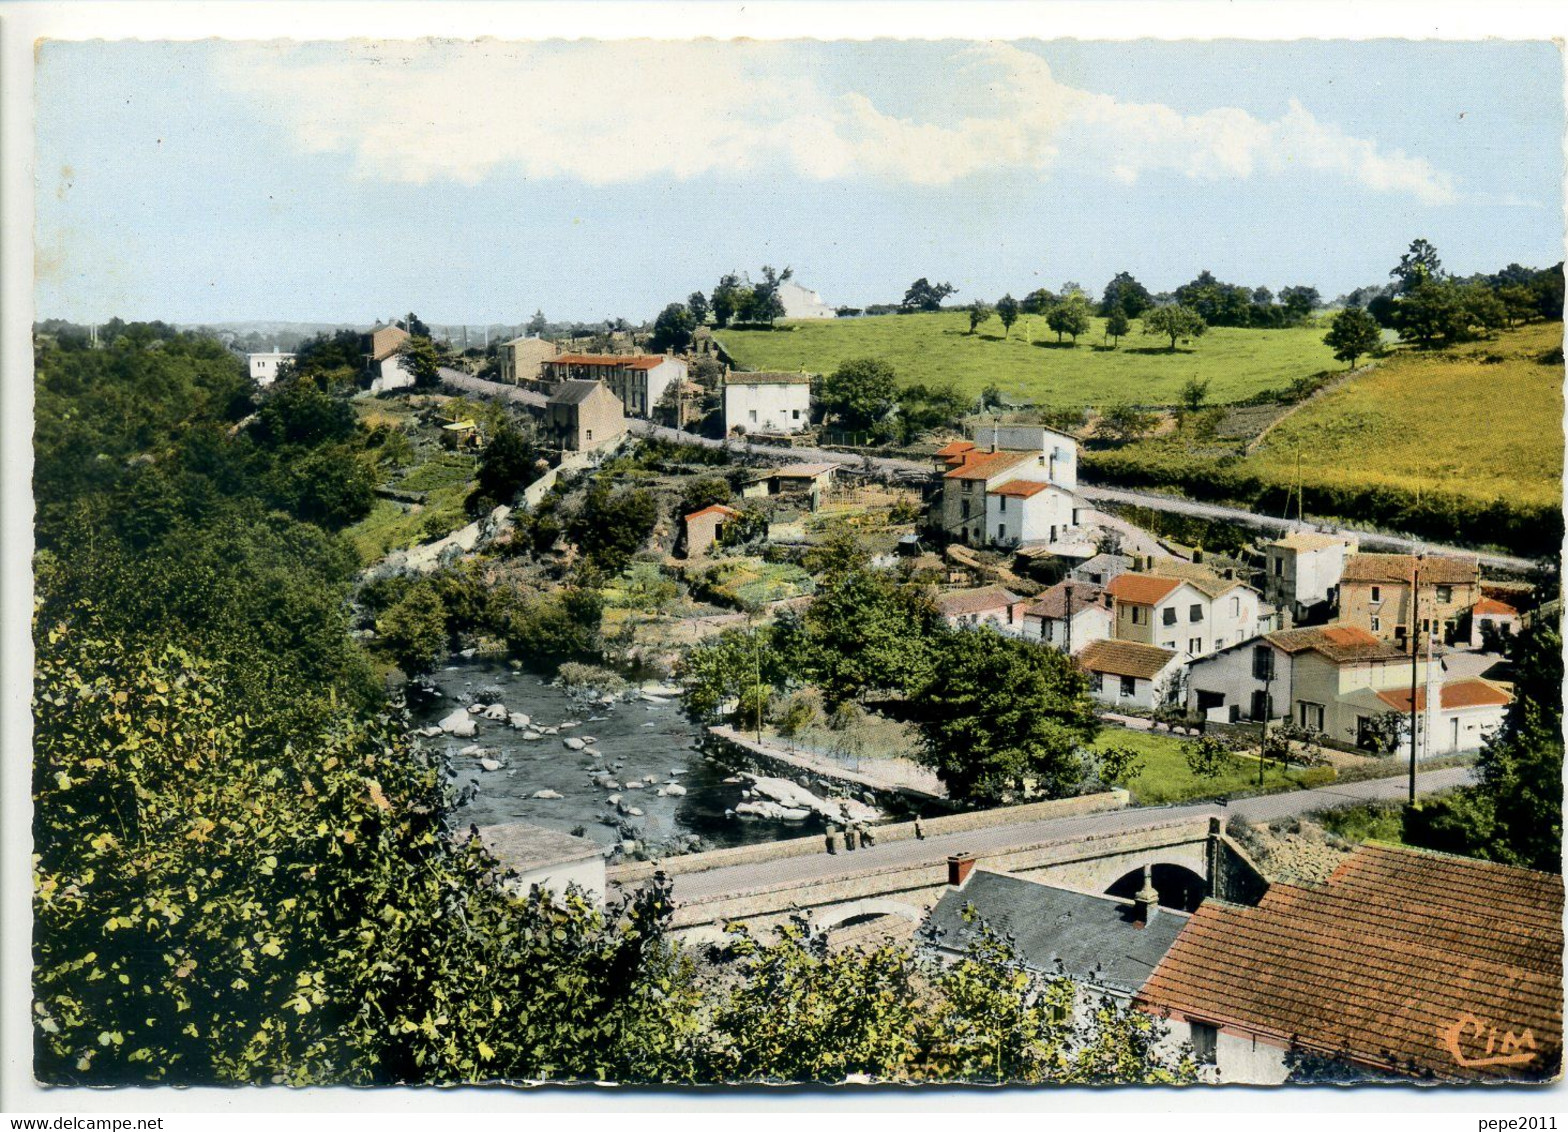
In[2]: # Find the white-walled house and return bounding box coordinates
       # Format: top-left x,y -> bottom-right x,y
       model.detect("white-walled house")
366,323 -> 413,393
247,350 -> 294,386
1021,581 -> 1115,653
934,427 -> 1085,549
1339,678 -> 1510,759
1263,532 -> 1358,625
540,354 -> 688,418
723,371 -> 813,435
777,280 -> 837,319
1106,572 -> 1269,660
933,585 -> 1026,632
1077,639 -> 1184,710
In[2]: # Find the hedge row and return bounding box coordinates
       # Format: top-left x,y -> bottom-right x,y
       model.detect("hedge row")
1083,451 -> 1562,560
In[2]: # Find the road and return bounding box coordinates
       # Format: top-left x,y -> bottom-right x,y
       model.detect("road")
439,371 -> 1534,572
667,764 -> 1475,905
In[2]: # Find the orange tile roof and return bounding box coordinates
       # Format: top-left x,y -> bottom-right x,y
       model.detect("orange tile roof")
1138,843 -> 1563,1081
683,504 -> 741,524
935,585 -> 1021,618
1375,678 -> 1513,713
935,440 -> 976,458
1263,624 -> 1408,663
989,478 -> 1053,499
942,449 -> 1035,481
550,353 -> 673,370
1026,581 -> 1107,621
1474,597 -> 1520,617
1105,573 -> 1184,606
1077,639 -> 1178,680
1342,552 -> 1480,586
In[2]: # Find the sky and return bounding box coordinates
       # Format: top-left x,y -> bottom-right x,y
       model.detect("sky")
33,38 -> 1566,326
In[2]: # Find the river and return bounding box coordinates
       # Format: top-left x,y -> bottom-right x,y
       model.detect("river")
408,657 -> 833,854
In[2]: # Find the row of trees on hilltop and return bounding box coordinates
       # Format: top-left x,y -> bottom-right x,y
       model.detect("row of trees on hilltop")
1360,239 -> 1564,347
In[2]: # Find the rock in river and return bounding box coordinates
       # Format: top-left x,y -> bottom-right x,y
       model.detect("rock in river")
483,703 -> 509,721
531,789 -> 563,799
564,737 -> 586,751
479,758 -> 502,772
438,709 -> 477,738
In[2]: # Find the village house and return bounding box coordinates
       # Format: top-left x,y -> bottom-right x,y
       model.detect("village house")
682,503 -> 741,559
1471,595 -> 1522,648
741,462 -> 840,508
247,349 -> 294,387
1263,531 -> 1358,626
542,379 -> 625,452
497,335 -> 560,385
539,353 -> 688,418
1338,552 -> 1482,648
1183,624 -> 1438,737
1137,843 -> 1563,1084
926,863 -> 1187,1007
1077,639 -> 1184,711
366,323 -> 413,393
1069,552 -> 1133,588
1020,580 -> 1114,653
477,822 -> 606,906
722,371 -> 813,436
776,279 -> 838,320
1105,569 -> 1269,660
933,426 -> 1084,550
1339,678 -> 1512,759
933,584 -> 1026,632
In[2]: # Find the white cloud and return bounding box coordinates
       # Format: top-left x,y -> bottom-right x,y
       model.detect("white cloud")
214,40 -> 1456,204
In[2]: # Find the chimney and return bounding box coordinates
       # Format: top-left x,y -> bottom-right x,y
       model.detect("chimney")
947,852 -> 976,887
1132,864 -> 1159,926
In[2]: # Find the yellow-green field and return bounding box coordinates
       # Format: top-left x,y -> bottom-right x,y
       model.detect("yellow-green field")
719,310 -> 1341,408
1247,322 -> 1564,509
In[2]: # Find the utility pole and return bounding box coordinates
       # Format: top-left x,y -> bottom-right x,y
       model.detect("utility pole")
1257,648 -> 1274,788
1063,581 -> 1074,656
753,621 -> 763,744
1408,553 -> 1423,805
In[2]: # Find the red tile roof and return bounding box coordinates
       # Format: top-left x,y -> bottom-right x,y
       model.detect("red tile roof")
1026,581 -> 1107,621
989,478 -> 1053,499
1077,639 -> 1178,680
1138,843 -> 1563,1081
1474,597 -> 1520,618
683,504 -> 741,524
1264,624 -> 1407,663
1374,678 -> 1513,713
1341,552 -> 1480,586
550,353 -> 673,370
1106,573 -> 1184,606
935,440 -> 976,458
942,450 -> 1034,481
935,585 -> 1021,618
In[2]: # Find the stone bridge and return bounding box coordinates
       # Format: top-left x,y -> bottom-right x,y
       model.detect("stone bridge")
632,811 -> 1264,944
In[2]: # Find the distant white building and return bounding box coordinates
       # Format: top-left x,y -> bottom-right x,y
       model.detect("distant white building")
723,371 -> 813,435
777,281 -> 836,320
934,425 -> 1084,549
366,324 -> 414,393
1263,532 -> 1358,626
247,350 -> 295,387
540,353 -> 687,418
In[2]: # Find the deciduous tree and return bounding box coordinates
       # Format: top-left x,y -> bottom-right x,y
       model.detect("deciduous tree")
1323,306 -> 1382,368
1142,305 -> 1207,351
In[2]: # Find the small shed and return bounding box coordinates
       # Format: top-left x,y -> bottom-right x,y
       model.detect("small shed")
741,461 -> 841,509
683,503 -> 742,559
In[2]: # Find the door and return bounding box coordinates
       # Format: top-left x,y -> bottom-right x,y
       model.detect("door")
1250,690 -> 1273,721
1450,717 -> 1460,752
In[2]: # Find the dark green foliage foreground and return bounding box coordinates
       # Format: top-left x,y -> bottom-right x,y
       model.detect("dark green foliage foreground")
33,326 -> 1191,1085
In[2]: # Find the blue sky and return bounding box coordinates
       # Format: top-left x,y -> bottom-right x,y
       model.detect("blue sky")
34,38 -> 1565,325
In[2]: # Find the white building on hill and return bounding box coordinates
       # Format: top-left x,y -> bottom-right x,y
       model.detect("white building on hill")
723,371 -> 813,435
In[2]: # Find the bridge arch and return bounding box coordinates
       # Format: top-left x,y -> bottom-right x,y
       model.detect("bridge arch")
809,898 -> 926,934
1104,862 -> 1207,912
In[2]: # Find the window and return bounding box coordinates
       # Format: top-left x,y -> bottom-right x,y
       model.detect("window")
1189,603 -> 1203,623
791,409 -> 800,420
1230,596 -> 1240,617
748,409 -> 758,423
1298,701 -> 1325,731
1371,585 -> 1381,603
1188,637 -> 1202,655
1120,675 -> 1137,697
1215,637 -> 1225,650
963,480 -> 974,493
1161,640 -> 1176,650
1370,615 -> 1380,632
585,429 -> 592,441
1130,607 -> 1144,626
1091,672 -> 1103,693
998,524 -> 1007,542
1252,646 -> 1274,681
1273,557 -> 1284,577
998,496 -> 1007,512
1190,1022 -> 1218,1065
960,500 -> 970,519
1162,607 -> 1178,626
1436,585 -> 1453,604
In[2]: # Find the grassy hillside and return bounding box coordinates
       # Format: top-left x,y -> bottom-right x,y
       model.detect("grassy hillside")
719,310 -> 1340,408
1246,321 -> 1564,510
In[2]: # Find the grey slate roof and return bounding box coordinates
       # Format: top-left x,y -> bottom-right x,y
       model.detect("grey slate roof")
548,379 -> 609,406
925,870 -> 1188,995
